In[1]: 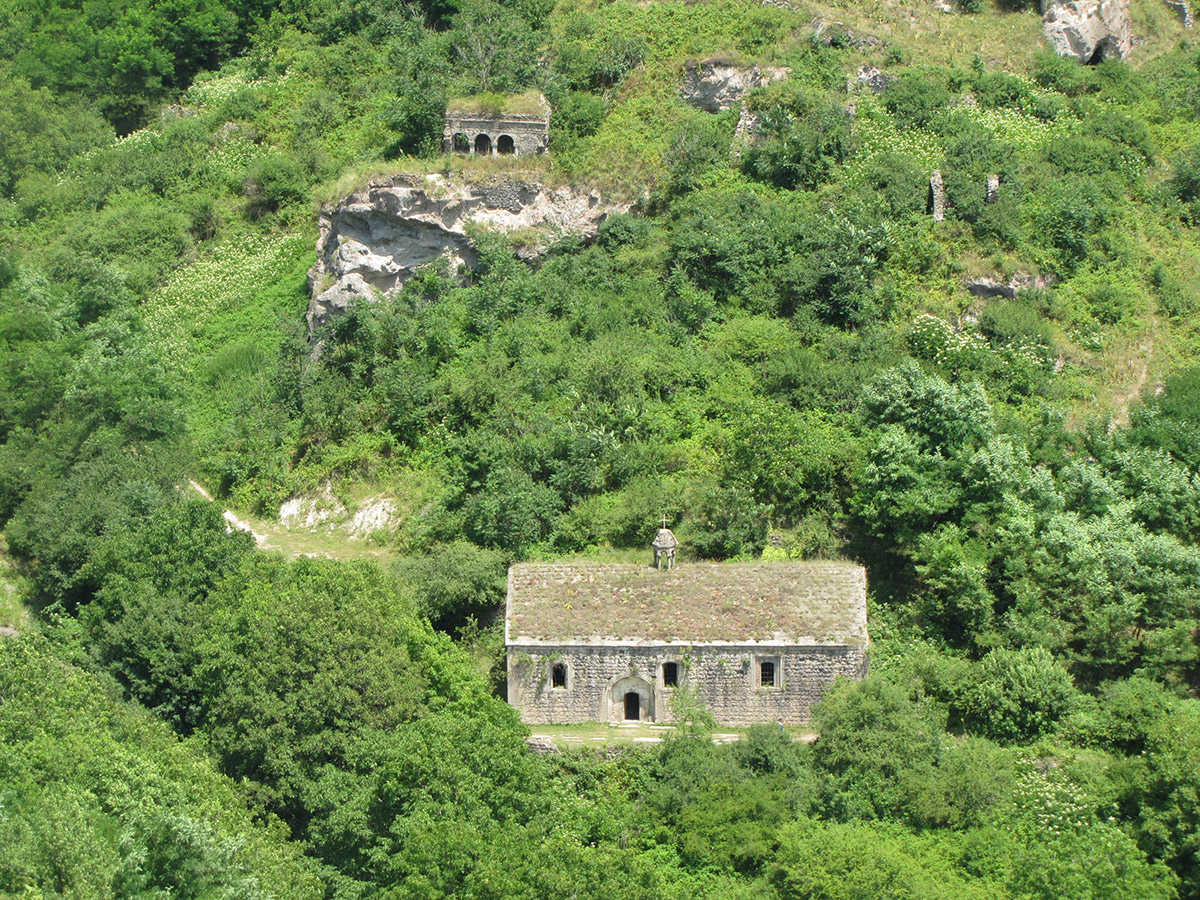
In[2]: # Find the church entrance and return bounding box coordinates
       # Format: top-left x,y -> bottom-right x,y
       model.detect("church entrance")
624,691 -> 640,721
610,675 -> 653,723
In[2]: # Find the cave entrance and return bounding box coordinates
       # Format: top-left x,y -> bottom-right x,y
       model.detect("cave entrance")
624,691 -> 640,721
451,133 -> 469,153
474,133 -> 492,155
497,134 -> 515,155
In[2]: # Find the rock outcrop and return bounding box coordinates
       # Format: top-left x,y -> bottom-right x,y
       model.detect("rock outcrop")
681,61 -> 790,113
307,175 -> 632,330
1041,0 -> 1132,62
847,65 -> 892,94
279,490 -> 399,538
964,272 -> 1055,299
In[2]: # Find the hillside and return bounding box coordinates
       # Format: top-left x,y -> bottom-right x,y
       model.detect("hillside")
4,0 -> 1200,897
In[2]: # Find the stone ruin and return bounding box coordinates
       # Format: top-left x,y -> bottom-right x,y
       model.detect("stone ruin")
443,94 -> 550,157
930,170 -> 946,222
505,559 -> 869,726
929,171 -> 1000,222
1166,0 -> 1195,27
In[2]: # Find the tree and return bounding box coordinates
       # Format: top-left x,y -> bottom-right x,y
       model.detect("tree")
405,540 -> 507,631
809,677 -> 945,823
78,499 -> 253,729
959,647 -> 1079,742
194,557 -> 473,829
743,92 -> 852,191
449,0 -> 543,93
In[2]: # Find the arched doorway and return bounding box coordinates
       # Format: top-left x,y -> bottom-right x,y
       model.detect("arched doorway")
497,134 -> 515,155
624,692 -> 640,720
609,675 -> 654,722
474,133 -> 492,155
452,133 -> 469,153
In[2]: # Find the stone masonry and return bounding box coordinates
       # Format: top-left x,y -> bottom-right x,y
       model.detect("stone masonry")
443,95 -> 550,156
508,642 -> 867,726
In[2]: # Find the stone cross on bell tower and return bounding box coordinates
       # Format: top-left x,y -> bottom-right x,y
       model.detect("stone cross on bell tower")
652,517 -> 678,570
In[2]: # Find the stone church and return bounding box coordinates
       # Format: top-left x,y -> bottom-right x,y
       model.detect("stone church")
505,532 -> 868,726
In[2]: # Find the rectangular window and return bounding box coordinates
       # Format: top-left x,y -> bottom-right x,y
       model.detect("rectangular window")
662,661 -> 678,687
759,659 -> 780,688
551,662 -> 567,689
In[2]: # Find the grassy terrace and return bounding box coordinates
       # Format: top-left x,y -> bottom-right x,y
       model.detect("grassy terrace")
446,90 -> 549,118
528,722 -> 818,748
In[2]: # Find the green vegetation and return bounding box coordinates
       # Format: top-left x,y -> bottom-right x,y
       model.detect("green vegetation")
5,0 -> 1200,896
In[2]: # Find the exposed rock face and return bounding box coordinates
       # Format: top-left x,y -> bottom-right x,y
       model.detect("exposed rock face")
278,490 -> 398,538
964,272 -> 1055,299
1041,0 -> 1132,62
811,18 -> 884,49
279,485 -> 347,530
681,61 -> 790,113
847,65 -> 893,94
307,175 -> 632,330
349,497 -> 398,538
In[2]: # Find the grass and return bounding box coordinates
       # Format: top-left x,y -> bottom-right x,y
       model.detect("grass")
195,493 -> 405,566
143,225 -> 313,377
0,535 -> 32,635
447,90 -> 548,117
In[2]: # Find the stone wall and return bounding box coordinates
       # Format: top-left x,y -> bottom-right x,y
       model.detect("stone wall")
507,642 -> 867,726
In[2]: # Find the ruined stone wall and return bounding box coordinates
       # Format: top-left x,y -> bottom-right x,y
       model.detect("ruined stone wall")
442,114 -> 549,155
507,642 -> 867,726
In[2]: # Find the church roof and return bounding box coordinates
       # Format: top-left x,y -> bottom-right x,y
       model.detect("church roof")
505,561 -> 867,647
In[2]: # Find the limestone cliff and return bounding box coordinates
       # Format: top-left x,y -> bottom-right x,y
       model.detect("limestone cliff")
307,175 -> 632,330
1041,0 -> 1132,62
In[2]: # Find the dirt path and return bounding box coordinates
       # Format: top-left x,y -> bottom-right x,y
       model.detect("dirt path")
188,480 -> 270,548
1110,331 -> 1156,430
0,535 -> 29,636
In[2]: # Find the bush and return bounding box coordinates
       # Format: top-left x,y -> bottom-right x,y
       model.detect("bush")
972,71 -> 1031,109
1030,175 -> 1114,273
884,73 -> 953,129
243,155 -> 308,220
406,541 -> 508,631
551,91 -> 607,149
742,92 -> 852,190
1168,145 -> 1200,221
960,647 -> 1078,742
979,301 -> 1054,355
1033,49 -> 1093,97
684,481 -> 771,560
856,152 -> 931,218
663,114 -> 733,195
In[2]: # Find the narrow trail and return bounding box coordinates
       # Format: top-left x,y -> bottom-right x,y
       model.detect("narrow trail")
1110,327 -> 1157,430
188,480 -> 270,548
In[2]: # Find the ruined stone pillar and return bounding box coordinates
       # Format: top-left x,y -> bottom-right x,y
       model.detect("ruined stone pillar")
986,174 -> 1000,204
930,170 -> 945,222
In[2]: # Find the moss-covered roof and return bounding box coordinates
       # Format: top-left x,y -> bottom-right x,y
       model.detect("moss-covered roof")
506,561 -> 867,646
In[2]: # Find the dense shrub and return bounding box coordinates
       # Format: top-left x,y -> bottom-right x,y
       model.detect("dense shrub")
959,648 -> 1079,741
742,92 -> 852,190
884,72 -> 953,128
